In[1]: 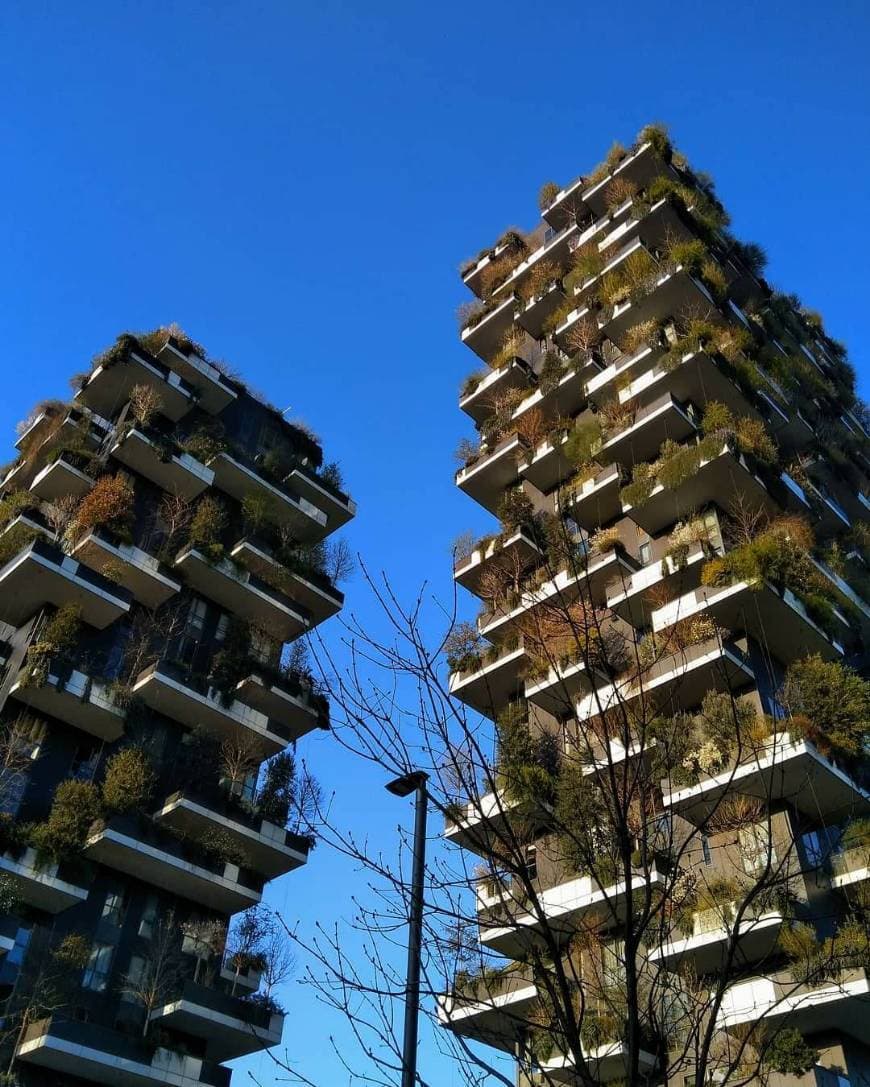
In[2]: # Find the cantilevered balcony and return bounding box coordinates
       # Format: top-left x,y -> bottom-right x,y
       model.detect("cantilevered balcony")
587,343 -> 663,407
0,848 -> 89,913
514,357 -> 589,426
460,294 -> 517,362
9,661 -> 125,741
233,666 -> 328,740
618,349 -> 761,423
558,463 -> 624,531
455,435 -> 525,514
285,462 -> 356,532
830,844 -> 870,890
540,1042 -> 657,1085
156,337 -> 238,414
515,281 -> 567,339
209,452 -> 328,541
14,404 -> 62,451
174,546 -> 309,642
479,546 -> 637,641
2,408 -> 107,493
133,661 -> 293,758
76,345 -> 197,421
448,643 -> 525,716
525,655 -> 595,713
598,393 -> 698,470
438,966 -> 537,1052
648,902 -> 786,974
17,1017 -> 231,1087
149,979 -> 283,1061
231,536 -> 343,626
84,814 -> 264,914
110,426 -> 214,499
444,789 -> 551,857
478,866 -> 666,958
520,430 -> 577,493
73,529 -> 181,608
621,444 -> 777,536
460,358 -> 534,424
0,538 -> 132,628
604,265 -> 719,346
606,542 -> 710,625
29,451 -> 95,502
662,732 -> 870,826
454,529 -> 543,594
154,791 -> 310,879
717,968 -> 870,1039
576,638 -> 755,722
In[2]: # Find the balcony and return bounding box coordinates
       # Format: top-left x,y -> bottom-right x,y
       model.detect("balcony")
0,538 -> 132,628
29,452 -> 95,502
480,547 -> 637,641
231,536 -> 343,626
149,978 -> 283,1061
587,343 -> 664,407
448,642 -> 525,717
479,866 -> 666,958
76,344 -> 197,421
157,337 -> 238,414
598,393 -> 698,470
651,578 -> 847,661
606,542 -> 710,625
455,435 -> 525,514
73,529 -> 181,608
209,452 -> 328,541
133,661 -> 293,758
285,463 -> 356,532
515,358 -> 589,425
648,902 -> 786,973
9,662 -> 125,741
576,638 -> 755,722
830,845 -> 870,890
438,965 -> 537,1052
516,281 -> 567,339
525,655 -> 595,714
2,408 -> 107,493
540,1042 -> 657,1085
444,789 -> 551,857
662,732 -> 870,826
154,790 -> 310,879
0,848 -> 89,913
17,1016 -> 230,1087
84,815 -> 264,914
454,529 -> 543,595
233,667 -> 328,740
174,547 -> 309,642
621,444 -> 777,536
520,430 -> 578,493
717,968 -> 870,1039
604,265 -> 718,346
460,358 -> 534,424
110,426 -> 214,499
460,294 -> 517,362
557,463 -> 624,531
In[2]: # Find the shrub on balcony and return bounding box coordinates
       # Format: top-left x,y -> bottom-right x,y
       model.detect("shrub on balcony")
460,370 -> 487,399
620,318 -> 664,356
762,1028 -> 819,1076
537,181 -> 560,211
599,249 -> 658,308
31,779 -> 103,864
780,656 -> 870,760
603,176 -> 638,213
139,323 -> 207,360
20,604 -> 82,688
516,260 -> 560,306
570,241 -> 607,286
0,489 -> 38,528
700,258 -> 728,301
188,495 -> 227,563
586,141 -> 627,187
102,748 -> 154,814
589,526 -> 621,555
68,473 -> 134,545
497,488 -> 534,536
0,521 -> 39,570
564,418 -> 602,470
445,622 -> 484,674
637,121 -> 672,159
621,461 -> 656,508
181,421 -> 228,464
538,351 -> 567,394
495,702 -> 558,806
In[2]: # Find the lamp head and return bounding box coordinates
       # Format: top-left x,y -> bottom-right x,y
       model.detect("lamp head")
385,771 -> 429,797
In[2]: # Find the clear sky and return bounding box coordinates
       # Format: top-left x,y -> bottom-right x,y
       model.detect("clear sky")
1,2 -> 869,1084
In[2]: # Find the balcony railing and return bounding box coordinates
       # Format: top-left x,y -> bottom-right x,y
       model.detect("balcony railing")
0,847 -> 89,913
73,528 -> 181,608
76,342 -> 198,421
209,451 -> 329,541
29,450 -> 95,502
233,664 -> 329,739
10,658 -> 125,742
109,425 -> 214,499
157,336 -> 238,415
438,964 -> 538,1052
230,534 -> 343,626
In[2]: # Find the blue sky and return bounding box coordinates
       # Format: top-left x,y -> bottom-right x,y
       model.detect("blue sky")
1,1 -> 869,1083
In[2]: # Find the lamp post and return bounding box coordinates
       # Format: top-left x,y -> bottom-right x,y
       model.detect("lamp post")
386,770 -> 429,1087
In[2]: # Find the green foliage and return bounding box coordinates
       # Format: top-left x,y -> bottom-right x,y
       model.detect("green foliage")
182,422 -> 227,464
497,488 -> 534,534
636,122 -> 671,159
22,604 -> 83,688
538,351 -> 566,394
538,181 -> 560,211
665,237 -> 707,275
564,418 -> 602,469
0,490 -> 37,528
444,622 -> 483,673
495,702 -> 559,805
258,751 -> 297,826
763,1028 -> 819,1075
188,495 -> 227,562
0,813 -> 28,857
31,779 -> 103,863
200,827 -> 248,869
209,619 -> 253,698
102,747 -> 154,813
54,933 -> 91,970
554,761 -> 612,876
0,522 -> 38,570
782,656 -> 870,760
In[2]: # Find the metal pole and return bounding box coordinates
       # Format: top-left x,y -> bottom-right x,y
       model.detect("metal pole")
401,776 -> 427,1087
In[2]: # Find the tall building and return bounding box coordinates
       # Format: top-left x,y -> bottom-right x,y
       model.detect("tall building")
441,125 -> 870,1086
0,327 -> 354,1085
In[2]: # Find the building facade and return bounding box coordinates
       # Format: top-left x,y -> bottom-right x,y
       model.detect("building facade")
0,328 -> 354,1085
441,126 -> 870,1086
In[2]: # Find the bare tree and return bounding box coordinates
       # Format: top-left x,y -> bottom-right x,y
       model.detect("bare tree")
118,909 -> 186,1036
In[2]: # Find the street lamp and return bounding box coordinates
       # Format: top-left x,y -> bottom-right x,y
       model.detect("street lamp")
386,770 -> 429,1087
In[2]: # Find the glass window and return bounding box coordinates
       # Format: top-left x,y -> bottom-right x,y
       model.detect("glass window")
70,746 -> 100,782
701,835 -> 713,867
120,954 -> 146,1003
601,938 -> 625,988
101,889 -> 125,927
739,823 -> 777,875
82,944 -> 114,992
7,925 -> 31,968
139,895 -> 159,939
638,541 -> 651,565
524,844 -> 538,883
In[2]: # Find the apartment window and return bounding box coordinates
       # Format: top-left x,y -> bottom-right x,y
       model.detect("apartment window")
120,955 -> 146,1003
816,1071 -> 848,1087
82,943 -> 114,992
6,925 -> 31,969
70,745 -> 100,782
0,768 -> 28,817
0,720 -> 43,816
701,835 -> 713,867
739,823 -> 777,875
524,844 -> 538,883
251,627 -> 278,667
173,597 -> 209,669
214,612 -> 230,644
138,895 -> 159,940
638,540 -> 651,565
101,889 -> 126,927
601,938 -> 625,988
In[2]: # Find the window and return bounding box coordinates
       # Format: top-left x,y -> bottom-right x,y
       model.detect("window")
601,938 -> 625,988
6,925 -> 31,969
701,835 -> 713,867
173,598 -> 209,670
638,540 -> 651,565
82,944 -> 114,992
214,612 -> 230,644
101,889 -> 126,927
138,895 -> 159,940
0,720 -> 43,816
120,955 -> 146,1003
524,844 -> 538,883
250,627 -> 277,667
739,823 -> 777,875
70,745 -> 100,782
